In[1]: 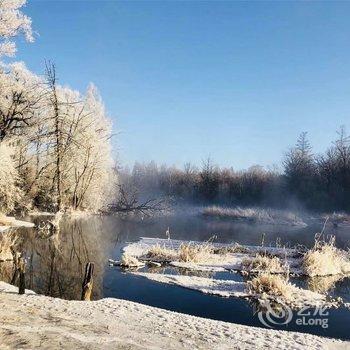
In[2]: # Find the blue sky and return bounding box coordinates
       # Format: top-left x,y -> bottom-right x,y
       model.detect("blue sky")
15,0 -> 350,169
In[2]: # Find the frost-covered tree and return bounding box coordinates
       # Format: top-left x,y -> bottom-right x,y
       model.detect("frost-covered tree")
0,0 -> 33,57
0,62 -> 48,212
24,64 -> 117,212
284,132 -> 315,178
0,3 -> 116,214
0,61 -> 44,141
0,142 -> 22,213
198,157 -> 219,201
0,61 -> 116,213
283,132 -> 317,205
0,0 -> 35,213
317,126 -> 350,210
69,84 -> 116,211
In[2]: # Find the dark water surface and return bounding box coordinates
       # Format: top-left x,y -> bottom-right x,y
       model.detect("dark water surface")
4,213 -> 350,340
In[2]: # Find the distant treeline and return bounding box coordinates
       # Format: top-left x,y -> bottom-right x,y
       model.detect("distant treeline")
120,127 -> 350,212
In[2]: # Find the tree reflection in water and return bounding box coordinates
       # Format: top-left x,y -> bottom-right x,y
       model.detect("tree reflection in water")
4,217 -> 115,300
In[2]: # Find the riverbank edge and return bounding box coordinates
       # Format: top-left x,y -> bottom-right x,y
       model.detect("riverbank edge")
0,281 -> 347,350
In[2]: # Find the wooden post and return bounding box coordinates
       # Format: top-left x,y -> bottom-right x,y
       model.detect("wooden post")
81,262 -> 94,301
18,257 -> 26,295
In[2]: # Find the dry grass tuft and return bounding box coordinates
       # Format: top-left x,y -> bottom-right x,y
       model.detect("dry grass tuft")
248,273 -> 294,300
242,253 -> 286,273
145,244 -> 178,262
145,240 -> 219,264
178,242 -> 214,263
302,236 -> 350,277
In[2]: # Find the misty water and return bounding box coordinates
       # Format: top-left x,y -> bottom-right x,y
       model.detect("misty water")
4,212 -> 350,340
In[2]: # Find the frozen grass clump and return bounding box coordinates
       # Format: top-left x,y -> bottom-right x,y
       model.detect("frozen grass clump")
143,239 -> 219,264
242,253 -> 286,274
307,275 -> 344,294
145,244 -> 178,262
302,236 -> 350,277
120,253 -> 145,268
178,243 -> 214,263
247,273 -> 294,300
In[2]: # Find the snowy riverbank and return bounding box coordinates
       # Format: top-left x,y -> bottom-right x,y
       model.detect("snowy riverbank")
0,281 -> 347,349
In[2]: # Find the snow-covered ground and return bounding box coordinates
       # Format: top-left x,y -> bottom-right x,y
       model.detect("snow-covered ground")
121,237 -> 349,309
0,281 -> 346,350
132,272 -> 328,309
123,237 -> 300,257
123,237 -> 303,274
